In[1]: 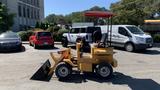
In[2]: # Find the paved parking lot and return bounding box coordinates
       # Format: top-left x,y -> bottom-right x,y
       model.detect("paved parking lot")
0,44 -> 160,90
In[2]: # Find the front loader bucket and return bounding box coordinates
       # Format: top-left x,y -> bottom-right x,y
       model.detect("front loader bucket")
30,59 -> 53,81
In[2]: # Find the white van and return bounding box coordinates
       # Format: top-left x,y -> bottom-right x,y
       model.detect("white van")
99,25 -> 153,52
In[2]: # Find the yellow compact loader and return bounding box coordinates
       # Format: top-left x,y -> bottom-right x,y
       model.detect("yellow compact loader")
32,11 -> 118,80
45,42 -> 117,79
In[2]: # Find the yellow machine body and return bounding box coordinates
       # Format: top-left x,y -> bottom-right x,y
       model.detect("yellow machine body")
48,43 -> 117,74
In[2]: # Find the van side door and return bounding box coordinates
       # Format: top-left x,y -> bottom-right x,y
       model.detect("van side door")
116,27 -> 131,47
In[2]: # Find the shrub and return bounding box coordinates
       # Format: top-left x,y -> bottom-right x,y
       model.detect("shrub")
17,30 -> 33,41
47,26 -> 61,33
53,29 -> 68,41
153,34 -> 160,43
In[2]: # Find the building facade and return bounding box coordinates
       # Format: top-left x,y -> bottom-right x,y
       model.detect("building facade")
0,0 -> 44,31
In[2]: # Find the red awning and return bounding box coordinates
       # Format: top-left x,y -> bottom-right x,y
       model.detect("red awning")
84,11 -> 114,18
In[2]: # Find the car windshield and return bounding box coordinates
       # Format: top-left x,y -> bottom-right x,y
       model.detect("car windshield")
87,27 -> 101,33
126,26 -> 144,34
38,32 -> 51,37
0,32 -> 19,39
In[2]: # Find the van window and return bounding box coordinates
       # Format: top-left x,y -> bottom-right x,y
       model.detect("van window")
80,28 -> 86,33
126,26 -> 144,34
87,27 -> 101,33
71,28 -> 80,33
118,27 -> 129,36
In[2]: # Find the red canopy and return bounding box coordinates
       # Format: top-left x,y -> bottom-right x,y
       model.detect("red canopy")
84,11 -> 114,18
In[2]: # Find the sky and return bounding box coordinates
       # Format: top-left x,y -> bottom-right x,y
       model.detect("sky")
44,0 -> 120,17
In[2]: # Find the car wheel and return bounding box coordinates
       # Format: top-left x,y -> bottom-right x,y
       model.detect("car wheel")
29,42 -> 32,46
34,44 -> 38,49
55,62 -> 72,79
61,37 -> 68,47
17,46 -> 22,52
95,63 -> 113,79
125,43 -> 134,52
52,44 -> 55,48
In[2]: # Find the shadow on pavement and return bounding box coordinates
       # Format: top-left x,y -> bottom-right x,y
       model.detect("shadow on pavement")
114,47 -> 160,55
136,49 -> 160,55
0,45 -> 26,54
59,72 -> 160,90
36,46 -> 59,50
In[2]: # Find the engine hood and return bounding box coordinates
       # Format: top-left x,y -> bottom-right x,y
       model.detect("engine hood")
134,34 -> 152,38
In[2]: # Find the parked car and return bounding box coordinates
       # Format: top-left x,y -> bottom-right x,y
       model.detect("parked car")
99,25 -> 153,52
0,31 -> 22,52
29,31 -> 54,49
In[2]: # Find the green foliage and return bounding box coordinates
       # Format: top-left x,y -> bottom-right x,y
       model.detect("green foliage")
17,30 -> 33,41
110,0 -> 160,25
35,22 -> 50,30
53,29 -> 68,41
45,14 -> 67,24
35,22 -> 40,28
153,34 -> 160,43
46,25 -> 67,41
47,25 -> 60,33
0,3 -> 14,32
44,6 -> 108,25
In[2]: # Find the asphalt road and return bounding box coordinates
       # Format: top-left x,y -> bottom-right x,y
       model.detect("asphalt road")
0,44 -> 160,90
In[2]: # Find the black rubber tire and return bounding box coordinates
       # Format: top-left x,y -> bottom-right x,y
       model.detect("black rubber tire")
95,63 -> 113,79
34,43 -> 38,49
29,42 -> 32,46
50,44 -> 55,49
55,62 -> 72,79
61,37 -> 68,47
125,43 -> 134,52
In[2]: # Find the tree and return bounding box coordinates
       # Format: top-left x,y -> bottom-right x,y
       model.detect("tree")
35,22 -> 40,28
89,6 -> 107,11
110,0 -> 160,25
44,6 -> 108,25
45,14 -> 66,25
0,3 -> 14,33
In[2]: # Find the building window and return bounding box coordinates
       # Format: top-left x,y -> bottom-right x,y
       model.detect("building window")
18,5 -> 22,17
37,10 -> 40,19
37,0 -> 39,7
31,0 -> 33,5
27,7 -> 30,18
23,6 -> 26,17
31,8 -> 33,19
34,9 -> 36,19
33,0 -> 36,5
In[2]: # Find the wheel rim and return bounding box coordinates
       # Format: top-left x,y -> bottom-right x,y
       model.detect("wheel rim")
58,66 -> 69,77
34,44 -> 35,48
99,66 -> 110,77
126,44 -> 133,52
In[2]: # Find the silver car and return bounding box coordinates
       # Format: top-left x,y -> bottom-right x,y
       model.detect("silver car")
0,31 -> 22,52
